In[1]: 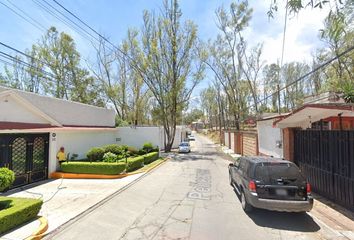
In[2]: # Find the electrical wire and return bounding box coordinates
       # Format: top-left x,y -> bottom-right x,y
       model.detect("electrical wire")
5,0 -> 47,32
254,44 -> 354,108
0,0 -> 46,32
31,0 -> 96,45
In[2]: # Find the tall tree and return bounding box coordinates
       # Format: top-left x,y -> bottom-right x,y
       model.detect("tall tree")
38,27 -> 103,106
129,0 -> 204,151
206,1 -> 252,129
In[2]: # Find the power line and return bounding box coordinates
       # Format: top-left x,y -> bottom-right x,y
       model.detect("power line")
0,51 -> 57,81
37,0 -> 104,46
254,44 -> 354,107
0,0 -> 46,32
31,0 -> 96,44
5,0 -> 47,31
0,41 -> 55,70
51,0 -> 128,58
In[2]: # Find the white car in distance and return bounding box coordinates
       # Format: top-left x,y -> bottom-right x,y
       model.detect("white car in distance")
188,135 -> 196,141
179,142 -> 191,153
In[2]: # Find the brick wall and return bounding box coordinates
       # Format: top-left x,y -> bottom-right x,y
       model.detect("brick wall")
283,128 -> 295,162
242,133 -> 258,156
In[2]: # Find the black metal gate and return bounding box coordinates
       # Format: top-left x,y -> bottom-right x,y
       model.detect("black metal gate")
0,133 -> 49,188
294,130 -> 354,211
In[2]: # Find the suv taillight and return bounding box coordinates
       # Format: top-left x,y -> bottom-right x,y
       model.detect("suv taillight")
306,183 -> 311,194
249,180 -> 256,192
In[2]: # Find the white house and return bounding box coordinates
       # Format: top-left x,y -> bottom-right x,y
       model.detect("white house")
0,86 -> 186,188
0,86 -> 117,187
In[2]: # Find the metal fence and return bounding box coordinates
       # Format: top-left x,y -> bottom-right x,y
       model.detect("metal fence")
294,130 -> 354,211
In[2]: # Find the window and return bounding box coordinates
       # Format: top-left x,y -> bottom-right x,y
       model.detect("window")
311,121 -> 330,130
254,162 -> 304,182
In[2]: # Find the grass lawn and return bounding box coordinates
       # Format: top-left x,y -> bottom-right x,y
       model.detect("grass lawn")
0,197 -> 43,235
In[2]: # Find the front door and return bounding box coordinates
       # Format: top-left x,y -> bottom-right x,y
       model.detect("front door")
0,133 -> 49,188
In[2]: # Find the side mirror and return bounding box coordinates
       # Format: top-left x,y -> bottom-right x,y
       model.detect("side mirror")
229,163 -> 234,167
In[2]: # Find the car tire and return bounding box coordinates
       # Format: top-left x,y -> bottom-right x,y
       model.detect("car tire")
241,190 -> 253,212
229,172 -> 233,186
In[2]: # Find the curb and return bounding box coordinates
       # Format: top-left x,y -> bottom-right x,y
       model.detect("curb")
49,158 -> 168,180
46,156 -> 170,239
24,216 -> 48,240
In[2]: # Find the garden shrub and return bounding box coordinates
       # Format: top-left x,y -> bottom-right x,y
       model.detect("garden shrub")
143,152 -> 159,164
103,144 -> 121,155
126,156 -> 144,172
0,197 -> 43,234
127,146 -> 138,156
142,142 -> 154,153
138,149 -> 146,156
0,168 -> 15,192
87,147 -> 105,161
61,162 -> 126,175
103,152 -> 117,163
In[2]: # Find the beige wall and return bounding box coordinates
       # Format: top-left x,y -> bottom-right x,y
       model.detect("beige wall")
0,87 -> 115,127
0,95 -> 48,124
48,129 -> 118,174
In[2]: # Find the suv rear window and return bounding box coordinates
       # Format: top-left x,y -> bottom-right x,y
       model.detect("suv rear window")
254,162 -> 304,182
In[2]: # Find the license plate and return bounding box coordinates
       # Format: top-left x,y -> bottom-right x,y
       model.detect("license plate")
275,189 -> 288,196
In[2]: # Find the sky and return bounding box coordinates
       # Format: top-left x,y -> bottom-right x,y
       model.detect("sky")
0,0 -> 332,105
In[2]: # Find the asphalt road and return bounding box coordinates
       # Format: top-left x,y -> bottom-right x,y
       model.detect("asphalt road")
49,134 -> 326,240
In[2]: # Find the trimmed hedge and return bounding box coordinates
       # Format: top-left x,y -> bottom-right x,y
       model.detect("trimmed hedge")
144,152 -> 159,164
61,162 -> 126,175
126,156 -> 144,172
0,197 -> 43,234
0,168 -> 15,192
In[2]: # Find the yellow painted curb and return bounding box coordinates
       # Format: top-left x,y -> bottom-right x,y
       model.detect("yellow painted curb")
24,216 -> 48,240
50,172 -> 128,179
49,157 -> 170,180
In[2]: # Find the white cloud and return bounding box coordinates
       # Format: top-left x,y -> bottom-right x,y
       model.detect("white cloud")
245,1 -> 331,65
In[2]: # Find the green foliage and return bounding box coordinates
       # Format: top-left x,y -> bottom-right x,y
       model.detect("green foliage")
341,81 -> 354,103
115,117 -> 130,127
142,142 -> 154,153
61,162 -> 126,175
0,197 -> 43,234
143,152 -> 159,164
183,109 -> 204,125
127,146 -> 139,156
126,156 -> 144,172
103,144 -> 122,155
86,147 -> 105,162
0,168 -> 15,192
102,152 -> 118,163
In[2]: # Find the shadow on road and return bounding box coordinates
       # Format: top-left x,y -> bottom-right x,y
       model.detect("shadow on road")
232,188 -> 321,233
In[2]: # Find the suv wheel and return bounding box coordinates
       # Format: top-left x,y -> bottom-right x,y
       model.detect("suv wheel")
241,190 -> 252,212
229,172 -> 233,186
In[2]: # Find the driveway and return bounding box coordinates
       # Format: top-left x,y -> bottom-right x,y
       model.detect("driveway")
1,173 -> 144,239
48,134 -> 343,240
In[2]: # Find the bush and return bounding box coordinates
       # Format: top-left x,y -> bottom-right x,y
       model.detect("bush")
127,146 -> 138,157
144,152 -> 159,164
103,144 -> 121,155
0,197 -> 43,234
142,142 -> 154,153
138,149 -> 146,155
126,156 -> 144,172
61,162 -> 126,175
87,147 -> 105,162
103,152 -> 118,163
0,168 -> 15,192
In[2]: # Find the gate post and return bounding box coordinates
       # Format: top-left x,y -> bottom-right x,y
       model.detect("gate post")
283,128 -> 295,162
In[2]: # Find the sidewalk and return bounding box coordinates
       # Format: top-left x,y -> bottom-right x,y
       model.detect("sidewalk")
220,145 -> 354,240
1,173 -> 144,240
